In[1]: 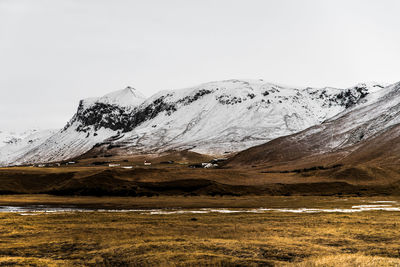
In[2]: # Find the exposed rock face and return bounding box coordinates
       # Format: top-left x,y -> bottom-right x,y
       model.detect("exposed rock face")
227,82 -> 400,171
72,102 -> 133,132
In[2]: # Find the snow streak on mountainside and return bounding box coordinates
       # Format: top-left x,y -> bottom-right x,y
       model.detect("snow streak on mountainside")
228,81 -> 400,168
3,80 -> 386,166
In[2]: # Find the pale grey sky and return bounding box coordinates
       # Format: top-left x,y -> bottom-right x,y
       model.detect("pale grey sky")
1,0 -> 400,130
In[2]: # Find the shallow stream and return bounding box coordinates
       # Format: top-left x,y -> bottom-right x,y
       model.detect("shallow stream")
1,200 -> 399,215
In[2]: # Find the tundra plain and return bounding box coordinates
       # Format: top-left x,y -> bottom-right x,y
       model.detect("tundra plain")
1,195 -> 400,266
1,152 -> 400,266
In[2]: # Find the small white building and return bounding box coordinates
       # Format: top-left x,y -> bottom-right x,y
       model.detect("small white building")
144,161 -> 152,166
108,163 -> 120,167
204,163 -> 218,169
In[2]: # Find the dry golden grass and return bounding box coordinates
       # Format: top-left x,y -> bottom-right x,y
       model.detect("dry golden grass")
288,254 -> 400,267
0,256 -> 69,266
1,198 -> 400,266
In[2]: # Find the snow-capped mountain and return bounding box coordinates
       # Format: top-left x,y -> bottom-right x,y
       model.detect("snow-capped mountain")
110,80 -> 385,155
0,129 -> 54,148
0,87 -> 147,166
0,129 -> 56,165
0,129 -> 36,148
2,80 -> 386,166
227,81 -> 400,169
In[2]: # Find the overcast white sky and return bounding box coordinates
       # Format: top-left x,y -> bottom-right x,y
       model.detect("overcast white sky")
1,0 -> 400,131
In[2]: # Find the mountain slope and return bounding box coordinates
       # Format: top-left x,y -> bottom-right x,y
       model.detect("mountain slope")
0,129 -> 56,165
0,129 -> 40,148
111,80 -> 384,155
4,80 -> 385,166
227,81 -> 400,175
0,87 -> 146,166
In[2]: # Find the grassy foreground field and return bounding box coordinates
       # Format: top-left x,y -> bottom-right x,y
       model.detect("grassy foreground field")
1,196 -> 400,266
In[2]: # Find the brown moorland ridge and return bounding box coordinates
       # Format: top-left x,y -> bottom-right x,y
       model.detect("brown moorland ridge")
226,81 -> 400,184
1,147 -> 400,197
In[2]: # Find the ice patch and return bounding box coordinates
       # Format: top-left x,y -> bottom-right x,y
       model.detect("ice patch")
351,205 -> 392,208
369,201 -> 397,204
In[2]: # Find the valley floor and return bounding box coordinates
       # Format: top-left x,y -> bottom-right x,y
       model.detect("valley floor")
1,196 -> 400,266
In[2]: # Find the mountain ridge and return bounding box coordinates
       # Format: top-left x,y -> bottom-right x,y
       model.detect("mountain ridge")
226,81 -> 400,175
0,79 -> 388,166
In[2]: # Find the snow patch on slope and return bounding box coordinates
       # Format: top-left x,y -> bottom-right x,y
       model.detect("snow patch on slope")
82,86 -> 146,109
0,129 -> 38,148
